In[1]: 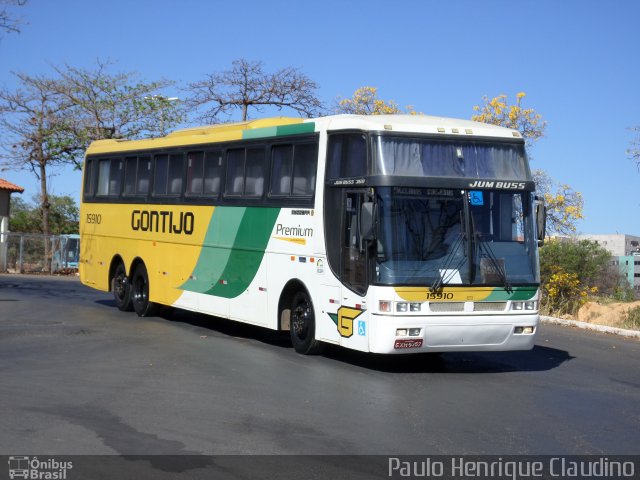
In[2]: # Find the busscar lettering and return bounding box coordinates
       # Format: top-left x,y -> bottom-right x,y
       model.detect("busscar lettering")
131,210 -> 195,235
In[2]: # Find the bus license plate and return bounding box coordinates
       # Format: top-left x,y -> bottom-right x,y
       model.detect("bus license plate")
394,339 -> 423,349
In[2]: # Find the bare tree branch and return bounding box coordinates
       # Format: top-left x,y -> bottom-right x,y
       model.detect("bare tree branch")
0,0 -> 27,35
185,59 -> 323,123
628,126 -> 640,170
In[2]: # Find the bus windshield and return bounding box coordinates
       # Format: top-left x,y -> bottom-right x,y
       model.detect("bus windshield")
373,135 -> 530,180
375,187 -> 539,286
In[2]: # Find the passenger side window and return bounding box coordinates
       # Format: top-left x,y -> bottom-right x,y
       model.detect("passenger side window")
83,159 -> 95,197
96,158 -> 122,196
327,134 -> 367,180
137,157 -> 151,195
270,143 -> 317,197
153,154 -> 183,196
123,156 -> 151,196
225,147 -> 265,197
204,151 -> 222,195
186,151 -> 205,195
245,148 -> 265,197
225,149 -> 245,196
123,157 -> 136,195
292,143 -> 317,196
270,145 -> 293,196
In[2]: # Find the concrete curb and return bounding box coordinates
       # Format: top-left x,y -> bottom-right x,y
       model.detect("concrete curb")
540,315 -> 640,339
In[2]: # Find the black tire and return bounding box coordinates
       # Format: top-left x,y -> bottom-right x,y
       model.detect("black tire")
290,291 -> 324,355
131,263 -> 158,317
112,262 -> 133,311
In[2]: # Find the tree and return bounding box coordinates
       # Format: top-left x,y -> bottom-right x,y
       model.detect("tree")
532,170 -> 584,235
185,59 -> 323,123
472,92 -> 546,147
9,194 -> 78,234
539,238 -> 631,314
472,92 -> 583,234
335,86 -> 419,115
8,196 -> 38,232
0,0 -> 26,35
0,61 -> 182,249
49,60 -> 185,168
0,71 -> 77,245
628,126 -> 640,169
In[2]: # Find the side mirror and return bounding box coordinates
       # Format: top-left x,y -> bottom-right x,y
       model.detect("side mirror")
535,196 -> 547,247
360,201 -> 375,242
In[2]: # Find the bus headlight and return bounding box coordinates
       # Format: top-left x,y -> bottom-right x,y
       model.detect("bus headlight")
511,301 -> 537,311
396,302 -> 408,312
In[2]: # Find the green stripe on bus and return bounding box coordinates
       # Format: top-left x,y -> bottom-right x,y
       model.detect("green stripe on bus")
484,286 -> 538,301
242,122 -> 315,140
181,207 -> 280,299
180,207 -> 246,293
276,122 -> 315,136
203,207 -> 280,298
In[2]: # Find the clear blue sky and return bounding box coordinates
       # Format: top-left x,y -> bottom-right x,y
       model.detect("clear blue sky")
1,0 -> 638,235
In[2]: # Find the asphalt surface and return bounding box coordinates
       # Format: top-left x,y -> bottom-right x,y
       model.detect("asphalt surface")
1,274 -> 639,457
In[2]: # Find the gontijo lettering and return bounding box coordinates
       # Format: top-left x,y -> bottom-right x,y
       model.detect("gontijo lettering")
131,209 -> 195,235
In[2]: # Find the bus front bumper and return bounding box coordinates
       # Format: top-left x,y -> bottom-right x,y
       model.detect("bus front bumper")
368,313 -> 539,354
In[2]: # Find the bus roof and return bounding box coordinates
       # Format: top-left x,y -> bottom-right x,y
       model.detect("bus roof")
85,114 -> 522,155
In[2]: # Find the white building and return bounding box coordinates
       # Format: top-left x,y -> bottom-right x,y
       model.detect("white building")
0,178 -> 25,272
577,234 -> 640,289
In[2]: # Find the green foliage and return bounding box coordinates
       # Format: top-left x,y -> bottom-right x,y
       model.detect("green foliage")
540,239 -> 611,287
8,196 -> 38,232
51,60 -> 186,166
539,239 -> 617,316
9,195 -> 79,234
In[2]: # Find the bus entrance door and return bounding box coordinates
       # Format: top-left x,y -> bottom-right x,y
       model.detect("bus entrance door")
338,191 -> 370,352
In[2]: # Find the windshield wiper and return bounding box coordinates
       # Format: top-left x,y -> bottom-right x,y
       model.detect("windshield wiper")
475,233 -> 513,293
430,214 -> 467,292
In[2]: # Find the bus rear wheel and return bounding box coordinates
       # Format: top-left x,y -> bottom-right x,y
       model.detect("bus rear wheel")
290,291 -> 324,355
112,262 -> 133,311
131,263 -> 158,317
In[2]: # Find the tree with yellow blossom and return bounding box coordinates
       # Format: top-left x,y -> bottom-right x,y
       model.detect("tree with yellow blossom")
335,86 -> 420,115
472,92 -> 546,147
472,92 -> 583,235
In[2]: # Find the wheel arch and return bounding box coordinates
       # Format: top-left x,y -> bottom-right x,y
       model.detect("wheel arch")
277,279 -> 311,331
108,255 -> 126,293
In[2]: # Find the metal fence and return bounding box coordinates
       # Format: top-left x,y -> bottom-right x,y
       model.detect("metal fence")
0,232 -> 80,274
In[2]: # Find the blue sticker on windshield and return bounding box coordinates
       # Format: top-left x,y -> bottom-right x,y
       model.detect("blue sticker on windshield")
470,191 -> 484,205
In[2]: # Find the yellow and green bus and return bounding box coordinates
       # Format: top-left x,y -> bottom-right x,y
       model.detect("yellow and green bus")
80,114 -> 545,354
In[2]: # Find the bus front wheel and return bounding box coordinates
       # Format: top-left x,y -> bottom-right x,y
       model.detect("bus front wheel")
131,263 -> 158,317
112,262 -> 133,311
290,291 -> 324,355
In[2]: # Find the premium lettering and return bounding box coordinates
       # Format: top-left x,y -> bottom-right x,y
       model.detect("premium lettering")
275,223 -> 313,237
131,210 -> 194,235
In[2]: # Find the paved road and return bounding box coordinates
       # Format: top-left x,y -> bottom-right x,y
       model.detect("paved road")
1,274 -> 639,456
